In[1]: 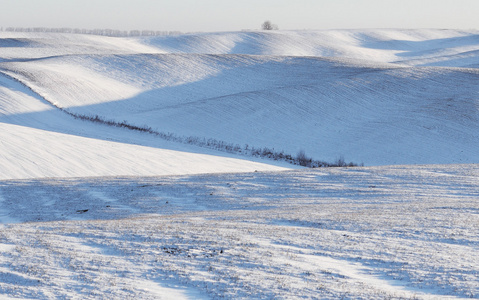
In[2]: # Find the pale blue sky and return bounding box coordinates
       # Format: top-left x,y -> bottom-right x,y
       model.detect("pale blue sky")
1,0 -> 477,32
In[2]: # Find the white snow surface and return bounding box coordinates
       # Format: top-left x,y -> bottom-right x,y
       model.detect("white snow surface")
0,165 -> 478,299
0,67 -> 289,180
0,29 -> 479,298
1,29 -> 478,167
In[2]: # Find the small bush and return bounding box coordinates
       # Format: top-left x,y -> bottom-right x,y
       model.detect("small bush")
296,150 -> 311,167
334,155 -> 346,167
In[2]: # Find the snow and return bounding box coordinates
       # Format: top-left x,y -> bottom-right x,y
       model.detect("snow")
139,29 -> 479,67
0,29 -> 478,298
1,29 -> 477,166
0,70 -> 289,180
0,165 -> 478,298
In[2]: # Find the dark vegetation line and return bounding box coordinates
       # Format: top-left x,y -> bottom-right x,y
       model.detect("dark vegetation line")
75,114 -> 359,168
0,70 -> 359,168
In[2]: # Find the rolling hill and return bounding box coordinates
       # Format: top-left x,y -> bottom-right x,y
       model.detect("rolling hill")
0,29 -> 478,299
1,29 -> 478,178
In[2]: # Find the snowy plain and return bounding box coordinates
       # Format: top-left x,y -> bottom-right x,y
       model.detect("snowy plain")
1,166 -> 479,299
0,29 -> 478,298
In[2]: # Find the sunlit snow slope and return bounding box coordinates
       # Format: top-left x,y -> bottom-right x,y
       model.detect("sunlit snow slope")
1,29 -> 478,178
0,71 -> 288,179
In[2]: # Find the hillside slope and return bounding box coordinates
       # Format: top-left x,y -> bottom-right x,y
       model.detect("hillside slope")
140,29 -> 479,67
0,30 -> 478,299
0,72 -> 288,179
1,29 -> 478,174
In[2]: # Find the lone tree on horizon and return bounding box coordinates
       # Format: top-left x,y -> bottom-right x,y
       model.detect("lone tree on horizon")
262,20 -> 278,30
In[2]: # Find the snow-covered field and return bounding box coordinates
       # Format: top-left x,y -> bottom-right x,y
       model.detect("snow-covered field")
1,29 -> 479,166
1,165 -> 478,299
0,29 -> 478,298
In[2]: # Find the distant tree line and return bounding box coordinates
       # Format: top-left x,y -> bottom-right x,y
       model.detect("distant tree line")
0,27 -> 182,37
